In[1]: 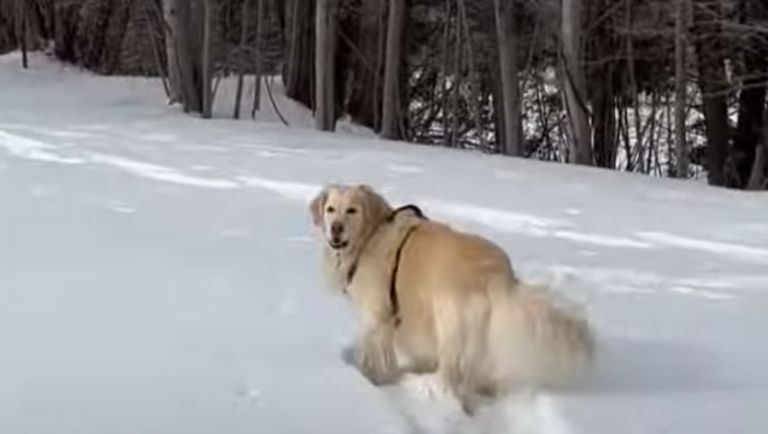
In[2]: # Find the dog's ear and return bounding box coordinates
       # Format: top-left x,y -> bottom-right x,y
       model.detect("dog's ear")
309,187 -> 329,227
357,184 -> 391,224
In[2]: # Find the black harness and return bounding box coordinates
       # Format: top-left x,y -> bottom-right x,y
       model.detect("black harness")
346,204 -> 427,327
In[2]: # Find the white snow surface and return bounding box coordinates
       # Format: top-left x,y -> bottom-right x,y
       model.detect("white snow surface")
2,52 -> 768,434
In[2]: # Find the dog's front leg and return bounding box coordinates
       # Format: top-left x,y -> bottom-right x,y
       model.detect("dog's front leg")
353,322 -> 400,386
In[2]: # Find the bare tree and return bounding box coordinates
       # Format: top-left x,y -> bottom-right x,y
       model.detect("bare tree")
380,0 -> 406,140
14,0 -> 26,68
234,0 -> 251,119
733,0 -> 768,187
201,0 -> 214,119
692,0 -> 729,186
163,0 -> 204,113
315,0 -> 337,131
561,0 -> 592,165
252,0 -> 265,117
493,0 -> 521,156
675,0 -> 689,178
746,106 -> 768,189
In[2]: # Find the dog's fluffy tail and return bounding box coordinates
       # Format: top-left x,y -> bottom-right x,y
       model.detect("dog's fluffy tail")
488,277 -> 595,391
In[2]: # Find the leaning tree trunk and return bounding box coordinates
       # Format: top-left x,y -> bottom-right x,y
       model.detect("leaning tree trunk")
380,0 -> 406,140
493,0 -> 522,156
692,0 -> 729,186
561,0 -> 593,165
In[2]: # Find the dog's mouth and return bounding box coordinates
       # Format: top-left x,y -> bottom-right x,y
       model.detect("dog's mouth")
329,239 -> 350,250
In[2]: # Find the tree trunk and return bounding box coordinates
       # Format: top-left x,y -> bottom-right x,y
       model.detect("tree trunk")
733,0 -> 768,188
493,0 -> 521,156
163,0 -> 203,113
590,1 -> 617,169
561,0 -> 592,165
625,0 -> 644,172
373,0 -> 387,131
202,0 -> 214,119
315,0 -> 337,131
592,81 -> 617,168
283,0 -> 314,107
746,134 -> 766,189
450,3 -> 462,147
163,0 -> 182,103
675,0 -> 688,178
746,105 -> 768,189
380,0 -> 406,140
234,0 -> 251,119
441,0 -> 453,147
252,0 -> 265,117
457,0 -> 486,149
16,0 -> 28,68
692,0 -> 729,186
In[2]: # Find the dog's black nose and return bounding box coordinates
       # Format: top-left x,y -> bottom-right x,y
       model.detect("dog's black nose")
331,222 -> 344,236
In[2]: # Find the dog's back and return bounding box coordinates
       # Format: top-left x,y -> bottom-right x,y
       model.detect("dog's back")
393,219 -> 595,411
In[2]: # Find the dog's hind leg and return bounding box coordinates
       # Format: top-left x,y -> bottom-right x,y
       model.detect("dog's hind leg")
433,294 -> 495,415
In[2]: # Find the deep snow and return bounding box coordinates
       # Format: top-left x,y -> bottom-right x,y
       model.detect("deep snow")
2,52 -> 768,434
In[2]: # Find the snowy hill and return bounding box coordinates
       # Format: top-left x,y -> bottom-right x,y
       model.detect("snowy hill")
2,52 -> 768,434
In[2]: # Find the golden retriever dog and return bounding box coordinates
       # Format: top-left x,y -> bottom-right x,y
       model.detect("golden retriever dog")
309,183 -> 595,414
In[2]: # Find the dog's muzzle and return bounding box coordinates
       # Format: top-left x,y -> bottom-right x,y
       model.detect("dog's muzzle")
329,239 -> 349,250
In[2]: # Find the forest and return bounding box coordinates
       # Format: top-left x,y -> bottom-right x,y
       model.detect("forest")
1,0 -> 767,190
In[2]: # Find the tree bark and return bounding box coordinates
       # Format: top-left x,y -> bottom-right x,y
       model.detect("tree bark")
746,104 -> 768,189
675,0 -> 688,178
692,0 -> 729,186
561,0 -> 592,165
380,0 -> 406,140
163,0 -> 182,103
283,0 -> 314,107
163,0 -> 203,113
590,0 -> 617,169
493,0 -> 522,156
16,0 -> 28,68
625,0 -> 644,172
234,0 -> 251,119
202,0 -> 214,119
458,0 -> 486,149
315,0 -> 337,131
733,0 -> 768,188
252,0 -> 265,117
441,0 -> 453,147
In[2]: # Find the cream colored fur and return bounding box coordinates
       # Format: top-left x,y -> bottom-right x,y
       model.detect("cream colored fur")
309,183 -> 595,414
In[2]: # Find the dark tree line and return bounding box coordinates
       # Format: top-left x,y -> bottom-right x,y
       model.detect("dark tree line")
1,0 -> 767,189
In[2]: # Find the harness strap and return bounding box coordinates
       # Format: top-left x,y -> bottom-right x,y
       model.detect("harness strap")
345,204 -> 426,287
346,204 -> 427,327
387,204 -> 427,327
389,224 -> 420,327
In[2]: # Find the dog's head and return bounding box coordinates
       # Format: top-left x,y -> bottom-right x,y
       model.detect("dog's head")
309,184 -> 392,252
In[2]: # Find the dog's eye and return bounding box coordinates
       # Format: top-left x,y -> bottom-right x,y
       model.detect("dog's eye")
326,206 -> 336,214
346,207 -> 358,215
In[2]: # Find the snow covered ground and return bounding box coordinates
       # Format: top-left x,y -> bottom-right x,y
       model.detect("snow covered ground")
2,52 -> 768,434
